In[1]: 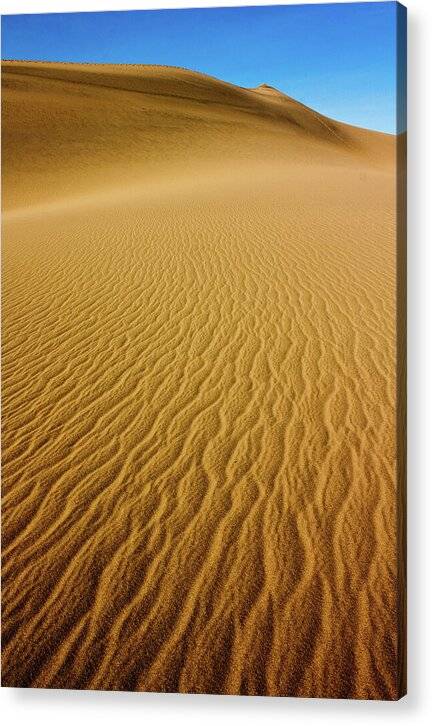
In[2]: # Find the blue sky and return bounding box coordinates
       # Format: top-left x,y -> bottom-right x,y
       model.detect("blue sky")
1,2 -> 406,133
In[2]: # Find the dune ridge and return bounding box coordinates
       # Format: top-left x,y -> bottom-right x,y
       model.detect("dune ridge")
2,62 -> 402,698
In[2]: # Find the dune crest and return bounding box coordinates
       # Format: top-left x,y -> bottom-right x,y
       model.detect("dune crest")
2,62 -> 400,698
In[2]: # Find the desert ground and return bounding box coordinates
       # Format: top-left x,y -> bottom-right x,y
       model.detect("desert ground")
2,61 -> 403,698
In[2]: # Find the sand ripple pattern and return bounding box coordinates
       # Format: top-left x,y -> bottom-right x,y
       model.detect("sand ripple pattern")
2,62 -> 401,699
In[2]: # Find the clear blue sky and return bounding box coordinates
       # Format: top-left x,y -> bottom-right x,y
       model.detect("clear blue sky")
1,2 -> 406,133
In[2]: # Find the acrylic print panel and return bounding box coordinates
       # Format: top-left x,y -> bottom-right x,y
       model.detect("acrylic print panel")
1,1 -> 406,700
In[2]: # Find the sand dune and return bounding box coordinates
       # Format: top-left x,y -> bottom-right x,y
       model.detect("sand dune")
2,62 -> 403,698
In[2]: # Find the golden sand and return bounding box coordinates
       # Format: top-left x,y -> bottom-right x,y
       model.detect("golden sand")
2,62 -> 403,698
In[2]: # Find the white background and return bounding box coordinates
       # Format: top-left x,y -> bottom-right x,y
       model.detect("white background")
0,0 -> 431,723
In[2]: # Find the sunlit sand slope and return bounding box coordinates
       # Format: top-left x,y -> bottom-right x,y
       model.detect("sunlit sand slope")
2,62 -> 401,699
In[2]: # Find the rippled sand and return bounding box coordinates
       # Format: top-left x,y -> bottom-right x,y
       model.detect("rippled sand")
2,62 -> 405,698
